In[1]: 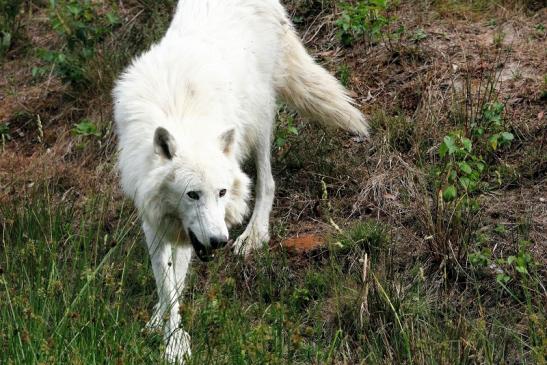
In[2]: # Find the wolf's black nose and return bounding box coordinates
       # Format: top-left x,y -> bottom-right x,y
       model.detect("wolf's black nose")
210,236 -> 229,249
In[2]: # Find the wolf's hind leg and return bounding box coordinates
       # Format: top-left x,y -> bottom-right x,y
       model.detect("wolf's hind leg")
233,110 -> 275,256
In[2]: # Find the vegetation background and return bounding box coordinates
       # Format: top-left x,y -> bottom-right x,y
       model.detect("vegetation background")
0,0 -> 545,364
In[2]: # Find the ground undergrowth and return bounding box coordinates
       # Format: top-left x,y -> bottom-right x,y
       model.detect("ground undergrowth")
1,1 -> 545,364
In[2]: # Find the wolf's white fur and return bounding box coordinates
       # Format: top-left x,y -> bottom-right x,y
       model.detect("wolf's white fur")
113,0 -> 367,362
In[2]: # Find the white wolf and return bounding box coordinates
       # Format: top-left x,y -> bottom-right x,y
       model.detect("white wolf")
113,0 -> 368,362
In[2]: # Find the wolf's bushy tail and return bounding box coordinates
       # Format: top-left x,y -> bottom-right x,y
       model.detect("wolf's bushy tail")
276,26 -> 369,136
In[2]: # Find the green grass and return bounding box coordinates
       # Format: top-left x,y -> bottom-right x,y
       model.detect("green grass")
0,191 -> 161,363
1,194 -> 544,364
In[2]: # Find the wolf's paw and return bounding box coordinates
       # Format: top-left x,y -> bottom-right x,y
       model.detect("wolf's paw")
164,329 -> 191,364
233,223 -> 269,256
143,303 -> 163,332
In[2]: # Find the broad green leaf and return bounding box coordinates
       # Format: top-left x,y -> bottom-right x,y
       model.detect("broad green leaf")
442,185 -> 457,202
462,138 -> 472,152
458,162 -> 472,174
443,135 -> 457,155
459,177 -> 471,190
439,142 -> 448,158
73,120 -> 100,137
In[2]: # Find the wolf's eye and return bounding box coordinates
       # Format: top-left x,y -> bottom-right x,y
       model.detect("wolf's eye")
219,189 -> 227,198
187,191 -> 200,200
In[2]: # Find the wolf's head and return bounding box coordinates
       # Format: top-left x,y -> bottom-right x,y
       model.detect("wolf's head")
146,126 -> 250,261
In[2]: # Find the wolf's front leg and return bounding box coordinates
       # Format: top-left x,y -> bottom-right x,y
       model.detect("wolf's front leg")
143,223 -> 191,364
234,116 -> 275,256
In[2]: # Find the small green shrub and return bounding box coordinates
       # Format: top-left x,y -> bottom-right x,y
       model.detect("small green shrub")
470,238 -> 537,295
430,100 -> 514,268
36,0 -> 119,88
336,0 -> 391,47
448,66 -> 515,172
438,131 -> 485,200
73,119 -> 101,137
496,240 -> 535,280
469,247 -> 491,268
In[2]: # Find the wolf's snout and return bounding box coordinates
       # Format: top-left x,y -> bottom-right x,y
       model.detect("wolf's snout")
210,236 -> 229,249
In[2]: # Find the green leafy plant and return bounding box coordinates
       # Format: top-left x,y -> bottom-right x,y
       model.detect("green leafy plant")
336,0 -> 391,47
469,247 -> 491,268
275,114 -> 299,150
38,0 -> 119,87
430,96 -> 514,268
499,240 -> 535,277
438,102 -> 514,187
438,131 -> 485,201
443,100 -> 514,191
426,52 -> 518,271
429,131 -> 482,266
470,239 -> 535,289
73,119 -> 100,137
476,102 -> 514,150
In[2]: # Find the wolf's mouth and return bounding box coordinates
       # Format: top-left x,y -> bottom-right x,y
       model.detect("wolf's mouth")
188,229 -> 214,262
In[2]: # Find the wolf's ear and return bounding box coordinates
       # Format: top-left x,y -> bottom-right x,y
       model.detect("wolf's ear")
154,127 -> 177,160
219,128 -> 235,155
